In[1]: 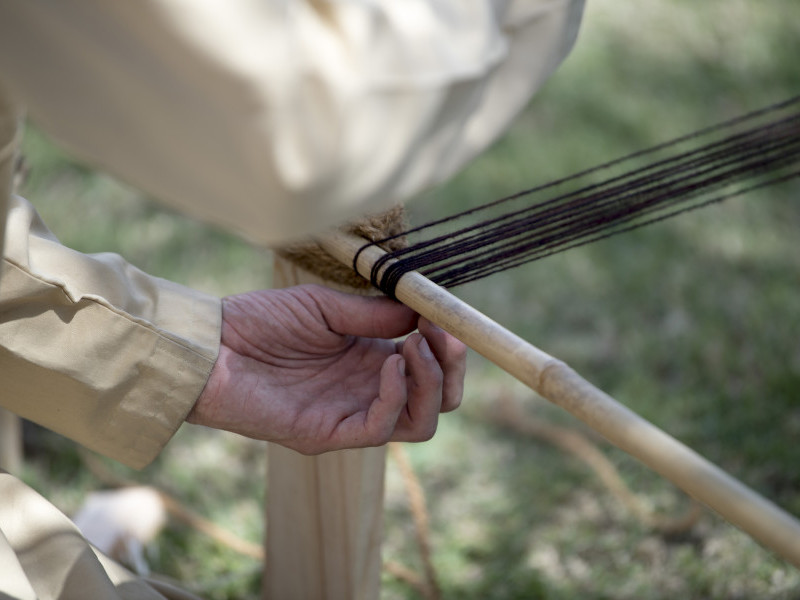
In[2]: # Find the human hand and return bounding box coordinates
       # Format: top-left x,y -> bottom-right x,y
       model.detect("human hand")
187,285 -> 466,454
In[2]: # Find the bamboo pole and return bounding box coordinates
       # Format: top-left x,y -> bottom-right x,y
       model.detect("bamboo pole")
317,231 -> 800,569
263,257 -> 386,600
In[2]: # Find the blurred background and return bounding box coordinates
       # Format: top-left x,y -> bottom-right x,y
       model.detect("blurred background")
14,0 -> 800,598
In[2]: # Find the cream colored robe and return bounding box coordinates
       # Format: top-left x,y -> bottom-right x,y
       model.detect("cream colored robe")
0,1 -> 584,597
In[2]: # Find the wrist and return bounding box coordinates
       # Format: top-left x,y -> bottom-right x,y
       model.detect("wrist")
187,345 -> 231,427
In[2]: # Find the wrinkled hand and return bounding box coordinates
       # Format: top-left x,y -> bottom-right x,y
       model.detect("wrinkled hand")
188,284 -> 467,454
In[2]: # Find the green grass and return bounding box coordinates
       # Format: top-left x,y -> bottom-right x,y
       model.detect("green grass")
13,1 -> 800,598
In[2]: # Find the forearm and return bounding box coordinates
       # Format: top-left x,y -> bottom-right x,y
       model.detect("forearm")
0,196 -> 220,468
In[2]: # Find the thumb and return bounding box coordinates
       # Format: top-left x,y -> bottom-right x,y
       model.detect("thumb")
312,287 -> 418,339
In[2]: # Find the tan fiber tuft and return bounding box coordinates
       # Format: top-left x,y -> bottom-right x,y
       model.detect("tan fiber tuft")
274,204 -> 408,289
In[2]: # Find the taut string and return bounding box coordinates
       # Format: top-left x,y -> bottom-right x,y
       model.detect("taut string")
355,96 -> 800,298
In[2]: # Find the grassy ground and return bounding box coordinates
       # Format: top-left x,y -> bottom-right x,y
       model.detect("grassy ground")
13,1 -> 800,598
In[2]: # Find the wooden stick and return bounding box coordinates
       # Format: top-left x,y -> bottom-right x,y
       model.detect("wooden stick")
317,231 -> 800,569
264,257 -> 386,600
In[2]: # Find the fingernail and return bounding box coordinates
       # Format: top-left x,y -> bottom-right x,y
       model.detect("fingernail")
397,357 -> 406,376
418,337 -> 434,359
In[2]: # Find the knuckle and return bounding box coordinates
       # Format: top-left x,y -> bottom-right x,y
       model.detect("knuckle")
415,421 -> 438,442
368,422 -> 395,447
370,430 -> 393,447
295,444 -> 321,456
447,396 -> 463,411
452,342 -> 468,362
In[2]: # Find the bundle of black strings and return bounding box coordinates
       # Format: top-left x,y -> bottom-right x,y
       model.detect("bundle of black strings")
357,96 -> 800,298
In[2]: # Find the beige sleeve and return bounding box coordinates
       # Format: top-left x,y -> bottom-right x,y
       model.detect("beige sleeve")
0,194 -> 221,469
0,0 -> 584,246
